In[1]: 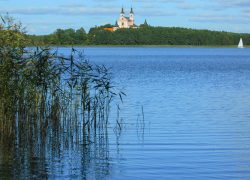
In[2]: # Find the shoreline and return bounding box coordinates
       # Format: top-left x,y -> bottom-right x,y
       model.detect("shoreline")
32,44 -> 249,48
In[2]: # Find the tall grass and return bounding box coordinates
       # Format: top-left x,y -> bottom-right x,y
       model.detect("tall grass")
0,16 -> 124,146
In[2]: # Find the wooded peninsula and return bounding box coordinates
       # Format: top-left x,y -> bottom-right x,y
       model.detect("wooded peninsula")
28,24 -> 250,46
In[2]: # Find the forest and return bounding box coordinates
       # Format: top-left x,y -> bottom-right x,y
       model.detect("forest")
28,24 -> 250,46
28,27 -> 88,45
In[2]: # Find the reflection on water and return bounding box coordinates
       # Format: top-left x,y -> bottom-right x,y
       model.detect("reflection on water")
0,127 -> 112,179
2,47 -> 250,179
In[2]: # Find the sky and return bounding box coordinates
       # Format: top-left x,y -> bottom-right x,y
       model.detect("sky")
0,0 -> 250,35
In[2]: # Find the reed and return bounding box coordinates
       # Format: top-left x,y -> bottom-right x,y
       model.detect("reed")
0,15 -> 124,146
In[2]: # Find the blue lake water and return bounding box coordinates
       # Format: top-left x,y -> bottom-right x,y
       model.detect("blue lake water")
1,47 -> 250,179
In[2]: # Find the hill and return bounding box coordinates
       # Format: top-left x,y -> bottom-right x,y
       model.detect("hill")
28,25 -> 250,46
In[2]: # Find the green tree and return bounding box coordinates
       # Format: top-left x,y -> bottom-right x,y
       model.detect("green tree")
75,28 -> 87,44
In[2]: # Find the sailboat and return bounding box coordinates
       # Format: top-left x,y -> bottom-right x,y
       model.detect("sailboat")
238,38 -> 244,48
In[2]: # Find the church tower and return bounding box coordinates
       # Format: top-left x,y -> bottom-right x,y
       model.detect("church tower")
118,7 -> 128,28
129,7 -> 134,26
120,7 -> 125,18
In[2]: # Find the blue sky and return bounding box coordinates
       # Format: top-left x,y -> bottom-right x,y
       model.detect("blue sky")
0,0 -> 249,35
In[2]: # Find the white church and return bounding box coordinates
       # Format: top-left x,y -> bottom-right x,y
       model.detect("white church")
105,7 -> 140,32
117,7 -> 137,28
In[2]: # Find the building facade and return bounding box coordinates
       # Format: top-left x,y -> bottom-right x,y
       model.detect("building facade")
117,7 -> 135,28
104,7 -> 138,32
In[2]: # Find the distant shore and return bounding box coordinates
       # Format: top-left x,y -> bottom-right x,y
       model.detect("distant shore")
29,26 -> 250,48
36,44 -> 249,48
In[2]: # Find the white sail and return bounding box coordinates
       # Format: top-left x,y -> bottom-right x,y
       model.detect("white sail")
238,38 -> 244,48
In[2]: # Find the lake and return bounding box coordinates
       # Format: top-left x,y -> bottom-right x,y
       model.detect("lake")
1,47 -> 250,179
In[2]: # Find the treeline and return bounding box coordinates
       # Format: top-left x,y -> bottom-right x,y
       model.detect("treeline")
89,25 -> 250,46
28,28 -> 87,45
29,25 -> 250,46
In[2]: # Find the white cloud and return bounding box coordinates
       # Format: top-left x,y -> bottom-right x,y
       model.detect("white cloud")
190,14 -> 249,24
0,7 -> 118,16
0,6 -> 177,17
134,0 -> 183,2
177,3 -> 200,10
214,0 -> 250,8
